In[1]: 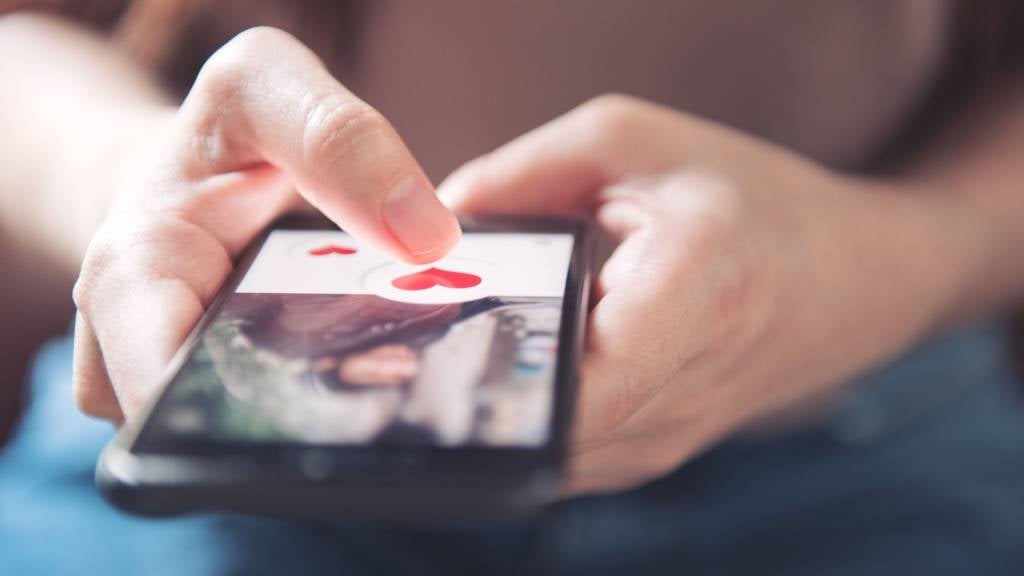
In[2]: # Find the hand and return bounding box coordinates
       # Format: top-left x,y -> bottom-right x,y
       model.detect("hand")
441,95 -> 965,495
72,27 -> 460,423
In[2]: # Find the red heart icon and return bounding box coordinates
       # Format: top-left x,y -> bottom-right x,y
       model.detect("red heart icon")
391,267 -> 482,291
307,244 -> 357,256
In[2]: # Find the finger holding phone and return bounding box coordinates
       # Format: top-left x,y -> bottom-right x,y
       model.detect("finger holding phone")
72,27 -> 461,423
441,94 -> 979,495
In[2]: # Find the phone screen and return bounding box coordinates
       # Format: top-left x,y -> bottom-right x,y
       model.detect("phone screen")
135,227 -> 576,451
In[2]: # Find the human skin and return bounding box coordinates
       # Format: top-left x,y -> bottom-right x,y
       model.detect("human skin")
2,15 -> 1023,495
336,345 -> 419,387
1,17 -> 460,422
439,92 -> 1024,492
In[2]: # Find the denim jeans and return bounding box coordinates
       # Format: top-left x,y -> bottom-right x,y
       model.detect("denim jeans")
2,321 -> 1023,575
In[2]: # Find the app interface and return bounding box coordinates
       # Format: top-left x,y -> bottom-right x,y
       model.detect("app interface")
143,229 -> 575,448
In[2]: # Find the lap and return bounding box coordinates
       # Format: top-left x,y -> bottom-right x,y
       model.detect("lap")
3,322 -> 1023,575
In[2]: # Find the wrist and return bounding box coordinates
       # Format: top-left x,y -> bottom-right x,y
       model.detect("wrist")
838,175 -> 992,341
882,173 -> 1024,330
796,174 -> 976,390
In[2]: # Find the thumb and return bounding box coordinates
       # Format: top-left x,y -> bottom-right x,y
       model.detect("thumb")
439,95 -> 688,216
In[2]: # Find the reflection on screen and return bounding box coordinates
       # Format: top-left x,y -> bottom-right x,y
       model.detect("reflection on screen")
144,230 -> 575,448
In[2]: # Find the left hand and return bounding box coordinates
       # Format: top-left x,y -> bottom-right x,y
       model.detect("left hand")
440,95 -> 966,495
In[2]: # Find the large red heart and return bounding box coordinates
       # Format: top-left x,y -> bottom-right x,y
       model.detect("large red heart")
307,244 -> 357,256
391,267 -> 482,291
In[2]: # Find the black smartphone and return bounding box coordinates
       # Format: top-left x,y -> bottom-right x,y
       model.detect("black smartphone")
97,213 -> 592,525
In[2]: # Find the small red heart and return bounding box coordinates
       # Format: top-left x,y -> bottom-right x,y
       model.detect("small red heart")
391,267 -> 482,291
307,244 -> 358,256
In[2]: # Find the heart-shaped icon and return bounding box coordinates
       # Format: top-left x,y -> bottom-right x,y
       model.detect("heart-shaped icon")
391,267 -> 482,291
307,244 -> 358,256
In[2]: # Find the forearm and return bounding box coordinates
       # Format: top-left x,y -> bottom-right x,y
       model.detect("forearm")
0,12 -> 173,272
755,82 -> 1024,410
900,78 -> 1024,327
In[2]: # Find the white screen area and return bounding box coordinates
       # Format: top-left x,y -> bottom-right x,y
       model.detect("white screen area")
237,230 -> 575,303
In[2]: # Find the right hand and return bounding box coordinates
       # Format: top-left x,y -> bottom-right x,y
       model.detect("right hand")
72,27 -> 460,423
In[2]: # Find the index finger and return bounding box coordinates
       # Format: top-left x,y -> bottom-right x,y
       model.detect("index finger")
176,27 -> 459,263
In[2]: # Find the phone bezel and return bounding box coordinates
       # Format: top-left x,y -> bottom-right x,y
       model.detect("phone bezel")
102,213 -> 592,491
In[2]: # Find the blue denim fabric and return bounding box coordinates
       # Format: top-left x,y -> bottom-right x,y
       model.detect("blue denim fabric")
2,321 -> 1023,575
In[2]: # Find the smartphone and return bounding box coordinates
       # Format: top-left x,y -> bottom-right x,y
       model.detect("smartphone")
97,213 -> 592,525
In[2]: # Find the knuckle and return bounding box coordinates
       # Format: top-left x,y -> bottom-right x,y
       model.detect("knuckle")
186,27 -> 298,141
73,236 -> 118,312
70,277 -> 88,312
193,53 -> 244,99
205,27 -> 294,79
73,223 -> 172,311
72,357 -> 117,419
226,26 -> 295,51
687,205 -> 742,258
184,53 -> 250,173
449,151 -> 496,195
575,93 -> 645,139
583,93 -> 642,117
193,29 -> 281,99
657,176 -> 759,344
662,176 -> 744,258
72,377 -> 106,416
301,95 -> 391,170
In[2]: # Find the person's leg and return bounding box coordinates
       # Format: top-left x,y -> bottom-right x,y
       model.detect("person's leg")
7,320 -> 1023,575
529,320 -> 1024,575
